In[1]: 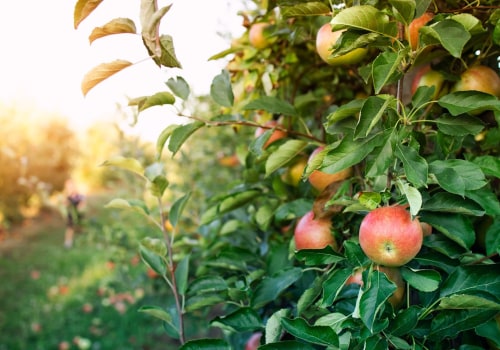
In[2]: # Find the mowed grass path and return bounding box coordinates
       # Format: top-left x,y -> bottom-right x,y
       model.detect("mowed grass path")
0,194 -> 177,349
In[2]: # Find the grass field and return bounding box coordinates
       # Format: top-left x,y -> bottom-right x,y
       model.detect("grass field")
0,193 -> 182,350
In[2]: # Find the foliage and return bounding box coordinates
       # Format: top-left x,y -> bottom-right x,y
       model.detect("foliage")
74,0 -> 500,349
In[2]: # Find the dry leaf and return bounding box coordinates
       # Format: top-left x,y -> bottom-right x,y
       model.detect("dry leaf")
74,0 -> 104,29
89,18 -> 137,44
81,60 -> 133,96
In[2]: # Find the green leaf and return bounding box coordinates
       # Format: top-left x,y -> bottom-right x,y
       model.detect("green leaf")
485,217 -> 500,255
135,92 -> 175,112
243,96 -> 298,117
325,98 -> 364,127
465,186 -> 500,216
396,181 -> 422,216
168,121 -> 205,156
187,276 -> 228,295
265,309 -> 290,344
440,265 -> 500,299
104,198 -> 150,217
472,155 -> 500,178
439,294 -> 500,310
401,267 -> 441,292
322,268 -> 353,306
420,19 -> 471,58
156,124 -> 180,159
420,212 -> 475,249
138,305 -> 178,336
259,341 -> 316,350
355,95 -> 396,138
372,52 -> 403,94
265,140 -> 308,177
428,309 -> 497,341
389,0 -> 416,24
211,307 -> 263,332
166,76 -> 190,100
388,306 -> 420,336
294,247 -> 345,266
210,70 -> 234,107
359,270 -> 397,332
330,5 -> 398,38
430,159 -> 486,196
415,0 -> 432,18
185,293 -> 227,312
476,316 -> 500,348
438,91 -> 500,116
366,130 -> 396,178
280,2 -> 330,17
451,13 -> 486,35
395,144 -> 428,189
200,189 -> 261,225
179,338 -> 230,350
169,192 -> 191,228
423,192 -> 485,216
139,238 -> 167,276
101,156 -> 144,178
174,254 -> 190,296
281,317 -> 339,347
436,115 -> 484,136
251,267 -> 302,309
320,133 -> 385,174
156,34 -> 182,68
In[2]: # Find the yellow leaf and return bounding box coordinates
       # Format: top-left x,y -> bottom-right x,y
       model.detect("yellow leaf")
89,18 -> 137,44
81,60 -> 133,96
74,0 -> 104,29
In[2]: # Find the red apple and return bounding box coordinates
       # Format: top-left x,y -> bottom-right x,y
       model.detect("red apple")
359,205 -> 423,267
294,210 -> 337,250
254,120 -> 287,149
315,23 -> 367,66
308,146 -> 353,192
452,65 -> 500,98
245,332 -> 262,350
411,64 -> 446,99
346,266 -> 406,308
407,12 -> 434,51
249,22 -> 272,49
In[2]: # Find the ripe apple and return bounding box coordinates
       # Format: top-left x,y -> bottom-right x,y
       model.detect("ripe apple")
308,146 -> 353,192
407,12 -> 434,51
245,332 -> 262,350
315,23 -> 367,66
294,210 -> 338,250
452,65 -> 500,98
420,222 -> 433,237
249,22 -> 272,49
346,266 -> 406,308
359,205 -> 423,267
282,156 -> 308,187
254,120 -> 287,149
411,64 -> 446,99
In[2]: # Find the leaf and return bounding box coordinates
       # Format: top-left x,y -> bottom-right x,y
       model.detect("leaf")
104,198 -> 150,217
395,144 -> 428,189
430,159 -> 486,196
423,192 -> 485,216
420,19 -> 471,58
81,60 -> 133,96
438,91 -> 500,116
155,34 -> 182,68
101,156 -> 144,178
168,193 -> 191,228
266,309 -> 290,344
388,306 -> 420,336
185,293 -> 227,312
137,92 -> 176,112
187,276 -> 228,295
280,2 -> 331,17
401,267 -> 441,292
322,268 -> 353,306
211,308 -> 263,332
389,0 -> 416,24
259,341 -> 316,350
359,271 -> 396,331
485,217 -> 500,256
251,267 -> 302,309
74,0 -> 103,29
420,212 -> 475,249
428,309 -> 497,341
179,338 -> 230,350
436,115 -> 484,136
156,124 -> 180,159
174,254 -> 190,296
355,95 -> 396,138
243,96 -> 298,117
210,70 -> 234,107
465,186 -> 500,216
320,133 -> 385,175
396,181 -> 422,216
166,76 -> 190,100
325,98 -> 364,128
330,5 -> 398,38
138,305 -> 179,336
89,18 -> 136,43
440,265 -> 500,299
265,140 -> 308,177
168,121 -> 205,156
472,155 -> 500,178
294,247 -> 345,266
139,239 -> 167,275
281,317 -> 339,347
439,294 -> 500,310
372,52 -> 403,94
200,189 -> 261,225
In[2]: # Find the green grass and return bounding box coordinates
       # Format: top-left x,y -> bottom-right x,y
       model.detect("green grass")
0,194 -> 182,350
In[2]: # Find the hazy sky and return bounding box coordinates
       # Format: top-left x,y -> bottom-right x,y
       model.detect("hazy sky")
0,1 -> 245,139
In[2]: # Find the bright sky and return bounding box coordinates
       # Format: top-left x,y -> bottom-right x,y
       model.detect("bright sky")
0,1 -> 246,140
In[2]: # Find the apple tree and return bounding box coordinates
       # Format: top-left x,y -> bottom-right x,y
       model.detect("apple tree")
74,0 -> 500,348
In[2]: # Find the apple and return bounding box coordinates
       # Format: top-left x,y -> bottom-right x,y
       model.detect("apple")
217,153 -> 240,167
249,22 -> 272,49
308,146 -> 353,192
452,65 -> 500,98
245,332 -> 262,350
420,222 -> 433,237
359,205 -> 423,267
411,64 -> 446,99
282,156 -> 308,187
407,12 -> 434,51
315,23 -> 368,66
254,120 -> 287,149
346,266 -> 406,308
294,210 -> 338,250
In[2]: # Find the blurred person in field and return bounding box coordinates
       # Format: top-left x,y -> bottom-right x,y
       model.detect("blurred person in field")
62,179 -> 85,248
